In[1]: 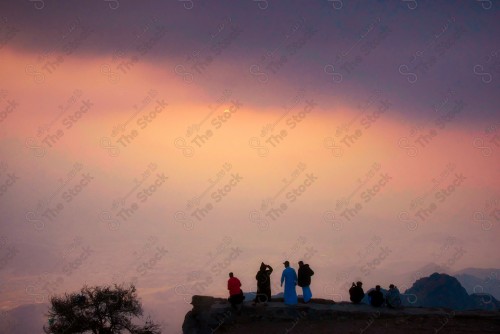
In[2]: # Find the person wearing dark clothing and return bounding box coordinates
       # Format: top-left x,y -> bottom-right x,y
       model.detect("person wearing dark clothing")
254,262 -> 273,303
297,261 -> 314,303
349,281 -> 365,304
368,285 -> 384,307
227,272 -> 244,312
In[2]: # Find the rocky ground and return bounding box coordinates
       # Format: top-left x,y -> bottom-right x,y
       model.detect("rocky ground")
182,296 -> 500,334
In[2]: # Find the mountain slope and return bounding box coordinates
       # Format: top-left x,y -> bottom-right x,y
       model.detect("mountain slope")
403,272 -> 475,310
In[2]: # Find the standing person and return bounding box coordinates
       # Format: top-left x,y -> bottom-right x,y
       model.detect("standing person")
349,281 -> 365,304
227,272 -> 245,313
368,285 -> 384,307
297,261 -> 314,303
254,262 -> 273,304
280,261 -> 298,305
386,284 -> 402,309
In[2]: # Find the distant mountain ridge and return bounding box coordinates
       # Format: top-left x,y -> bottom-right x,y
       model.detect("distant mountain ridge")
403,272 -> 499,310
452,268 -> 500,301
453,267 -> 500,279
0,303 -> 48,334
389,264 -> 500,301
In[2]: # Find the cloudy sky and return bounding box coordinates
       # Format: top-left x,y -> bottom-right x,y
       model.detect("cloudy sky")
0,0 -> 499,332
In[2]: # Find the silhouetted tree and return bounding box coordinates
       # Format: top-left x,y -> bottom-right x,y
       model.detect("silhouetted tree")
43,284 -> 161,334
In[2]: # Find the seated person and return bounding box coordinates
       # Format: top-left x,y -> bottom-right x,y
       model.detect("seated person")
349,281 -> 365,304
386,284 -> 402,309
368,285 -> 384,307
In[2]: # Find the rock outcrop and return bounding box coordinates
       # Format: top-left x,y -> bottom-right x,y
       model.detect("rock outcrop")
182,295 -> 500,334
403,272 -> 499,310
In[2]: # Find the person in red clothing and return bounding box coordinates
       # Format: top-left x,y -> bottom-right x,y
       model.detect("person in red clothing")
227,272 -> 245,312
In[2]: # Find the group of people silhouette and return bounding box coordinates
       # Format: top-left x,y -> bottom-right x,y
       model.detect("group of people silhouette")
349,281 -> 402,308
227,262 -> 402,312
227,260 -> 315,312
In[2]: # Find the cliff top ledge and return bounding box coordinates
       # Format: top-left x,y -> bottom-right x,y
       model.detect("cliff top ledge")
182,295 -> 500,334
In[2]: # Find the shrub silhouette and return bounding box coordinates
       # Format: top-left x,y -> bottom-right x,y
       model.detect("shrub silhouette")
43,284 -> 161,334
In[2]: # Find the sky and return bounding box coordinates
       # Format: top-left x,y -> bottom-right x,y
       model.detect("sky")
0,0 -> 499,332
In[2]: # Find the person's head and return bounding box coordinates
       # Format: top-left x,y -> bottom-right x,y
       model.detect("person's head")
283,260 -> 290,268
260,262 -> 266,270
229,272 -> 233,278
356,281 -> 363,287
375,285 -> 381,291
298,261 -> 304,266
389,284 -> 395,289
